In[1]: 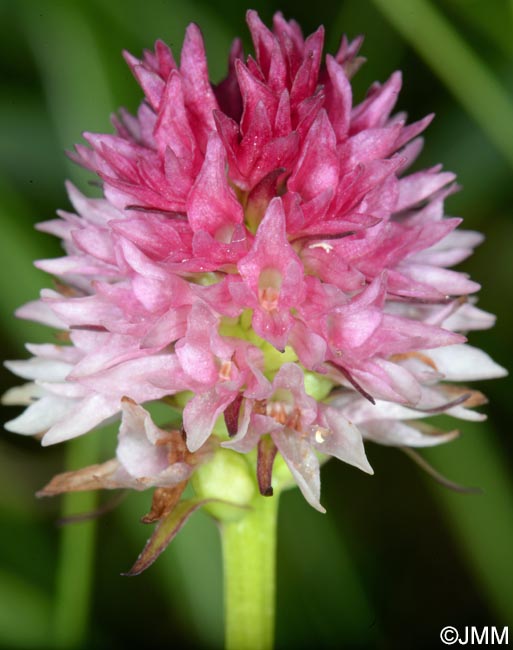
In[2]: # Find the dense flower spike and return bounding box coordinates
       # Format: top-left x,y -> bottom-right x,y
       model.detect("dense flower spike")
4,11 -> 506,514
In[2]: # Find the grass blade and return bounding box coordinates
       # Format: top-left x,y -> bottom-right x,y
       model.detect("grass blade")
372,0 -> 513,171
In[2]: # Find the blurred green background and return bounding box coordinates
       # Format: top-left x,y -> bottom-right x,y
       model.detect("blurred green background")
1,0 -> 512,648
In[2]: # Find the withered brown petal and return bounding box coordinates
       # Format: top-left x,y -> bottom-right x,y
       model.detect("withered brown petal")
123,497 -> 213,576
37,459 -> 121,496
140,482 -> 187,524
223,393 -> 244,436
124,496 -> 251,576
257,435 -> 278,497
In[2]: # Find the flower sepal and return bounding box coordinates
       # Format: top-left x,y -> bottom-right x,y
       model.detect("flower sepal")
124,494 -> 249,576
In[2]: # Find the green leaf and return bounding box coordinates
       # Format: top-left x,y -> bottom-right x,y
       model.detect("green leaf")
444,0 -> 513,57
18,0 -> 115,185
372,0 -> 513,171
422,420 -> 513,624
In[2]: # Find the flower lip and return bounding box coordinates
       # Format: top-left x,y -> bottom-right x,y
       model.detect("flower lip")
258,268 -> 283,312
218,359 -> 235,381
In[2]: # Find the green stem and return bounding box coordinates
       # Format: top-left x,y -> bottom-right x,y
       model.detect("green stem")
53,435 -> 100,648
221,493 -> 279,650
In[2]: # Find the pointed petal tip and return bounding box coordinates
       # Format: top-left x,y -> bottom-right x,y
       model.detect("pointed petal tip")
184,438 -> 201,453
3,418 -> 26,434
182,22 -> 206,54
40,434 -> 58,447
361,457 -> 374,475
391,70 -> 402,84
122,49 -> 139,67
310,498 -> 327,514
492,363 -> 509,378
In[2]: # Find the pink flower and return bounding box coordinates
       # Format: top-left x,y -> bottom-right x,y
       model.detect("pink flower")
4,11 -> 506,514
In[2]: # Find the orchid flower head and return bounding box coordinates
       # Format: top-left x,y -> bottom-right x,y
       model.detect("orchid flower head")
4,11 -> 506,544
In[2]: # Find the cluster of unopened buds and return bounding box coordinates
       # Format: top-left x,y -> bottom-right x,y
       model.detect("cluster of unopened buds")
4,10 -> 505,567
